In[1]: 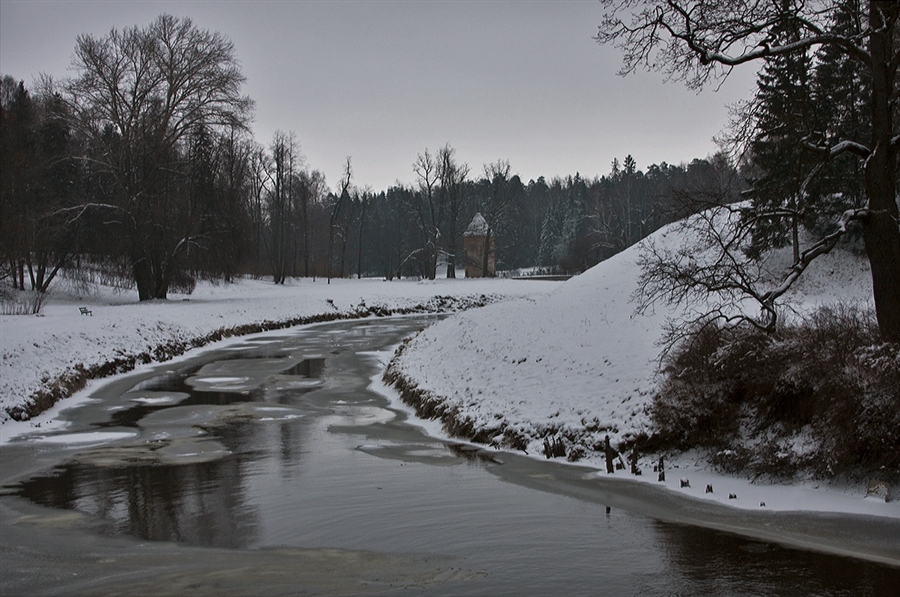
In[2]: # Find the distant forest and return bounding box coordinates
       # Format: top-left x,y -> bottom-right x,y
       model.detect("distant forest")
0,15 -> 741,302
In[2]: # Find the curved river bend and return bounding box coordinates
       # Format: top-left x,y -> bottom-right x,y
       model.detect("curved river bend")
1,316 -> 898,596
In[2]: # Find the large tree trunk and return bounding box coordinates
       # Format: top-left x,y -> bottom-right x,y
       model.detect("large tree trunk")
864,2 -> 900,342
133,252 -> 170,300
133,259 -> 155,301
446,251 -> 456,278
302,195 -> 309,278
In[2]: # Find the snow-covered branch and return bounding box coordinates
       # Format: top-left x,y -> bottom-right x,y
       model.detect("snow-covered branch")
635,203 -> 869,336
802,137 -> 871,159
49,202 -> 135,227
597,0 -> 872,89
759,207 -> 869,307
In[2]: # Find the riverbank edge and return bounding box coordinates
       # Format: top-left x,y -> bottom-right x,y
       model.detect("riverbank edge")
383,336 -> 532,450
4,293 -> 497,424
382,335 -> 900,568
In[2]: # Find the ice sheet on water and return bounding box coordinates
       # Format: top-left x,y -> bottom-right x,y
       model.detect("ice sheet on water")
32,431 -> 136,444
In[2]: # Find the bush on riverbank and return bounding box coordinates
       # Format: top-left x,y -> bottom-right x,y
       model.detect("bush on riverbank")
650,304 -> 900,481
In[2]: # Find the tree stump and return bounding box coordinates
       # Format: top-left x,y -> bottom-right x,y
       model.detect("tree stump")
604,435 -> 615,474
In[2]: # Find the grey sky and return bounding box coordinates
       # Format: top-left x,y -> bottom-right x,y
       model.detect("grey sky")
0,0 -> 757,192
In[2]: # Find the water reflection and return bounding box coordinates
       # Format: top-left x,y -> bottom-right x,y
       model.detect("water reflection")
446,442 -> 505,465
284,358 -> 325,378
653,520 -> 899,596
7,317 -> 900,596
101,356 -> 325,428
17,444 -> 258,548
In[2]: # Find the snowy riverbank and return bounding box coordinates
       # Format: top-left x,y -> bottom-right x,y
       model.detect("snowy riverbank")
1,221 -> 897,526
381,218 -> 899,523
0,276 -> 558,426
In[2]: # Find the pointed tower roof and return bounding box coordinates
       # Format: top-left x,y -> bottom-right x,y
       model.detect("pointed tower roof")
464,212 -> 488,236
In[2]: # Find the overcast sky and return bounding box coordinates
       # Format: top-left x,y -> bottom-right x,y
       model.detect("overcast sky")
0,0 -> 757,192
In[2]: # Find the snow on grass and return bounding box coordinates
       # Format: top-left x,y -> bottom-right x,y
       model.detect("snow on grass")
0,276 -> 558,426
392,220 -> 876,455
611,452 -> 899,518
389,233 -> 676,453
385,218 -> 900,518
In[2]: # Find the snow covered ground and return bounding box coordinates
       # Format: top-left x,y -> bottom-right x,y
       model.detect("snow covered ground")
1,215 -> 897,523
0,275 -> 558,426
385,218 -> 898,520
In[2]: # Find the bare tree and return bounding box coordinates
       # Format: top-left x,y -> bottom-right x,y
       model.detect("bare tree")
297,168 -> 326,277
62,14 -> 253,300
412,148 -> 443,279
635,158 -> 865,350
246,143 -> 270,273
355,187 -> 372,279
480,159 -> 512,277
328,157 -> 353,284
437,144 -> 470,278
266,131 -> 299,284
597,0 -> 900,341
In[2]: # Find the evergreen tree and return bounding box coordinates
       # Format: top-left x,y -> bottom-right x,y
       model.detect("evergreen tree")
745,5 -> 818,261
597,0 -> 900,341
807,0 -> 870,232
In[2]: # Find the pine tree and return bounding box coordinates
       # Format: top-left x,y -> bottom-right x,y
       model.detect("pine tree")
745,6 -> 818,261
807,0 -> 869,234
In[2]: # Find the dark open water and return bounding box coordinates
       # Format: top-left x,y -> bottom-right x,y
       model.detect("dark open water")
2,317 -> 898,596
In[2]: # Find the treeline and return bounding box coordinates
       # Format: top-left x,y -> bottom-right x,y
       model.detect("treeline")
0,14 -> 739,304
361,153 -> 738,280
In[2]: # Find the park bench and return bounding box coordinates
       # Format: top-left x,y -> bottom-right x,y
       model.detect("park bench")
79,306 -> 93,316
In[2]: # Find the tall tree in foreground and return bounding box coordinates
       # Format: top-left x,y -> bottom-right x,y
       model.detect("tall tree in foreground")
63,14 -> 252,300
597,0 -> 900,341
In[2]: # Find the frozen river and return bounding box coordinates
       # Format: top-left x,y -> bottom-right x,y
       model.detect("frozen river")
1,316 -> 898,596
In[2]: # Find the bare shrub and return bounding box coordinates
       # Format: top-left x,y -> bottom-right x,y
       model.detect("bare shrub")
0,288 -> 48,315
59,267 -> 97,296
169,271 -> 196,295
651,304 -> 900,479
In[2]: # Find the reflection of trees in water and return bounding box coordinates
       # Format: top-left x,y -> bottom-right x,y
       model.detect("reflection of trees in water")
652,520 -> 900,595
18,452 -> 259,549
103,390 -> 258,428
278,416 -> 300,464
15,320 -> 434,553
22,361 -> 323,547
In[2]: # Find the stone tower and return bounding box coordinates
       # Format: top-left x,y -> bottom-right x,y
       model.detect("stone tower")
463,212 -> 494,278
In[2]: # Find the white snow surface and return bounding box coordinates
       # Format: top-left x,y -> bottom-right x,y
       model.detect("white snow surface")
393,224 -> 875,454
2,215 -> 897,520
0,276 -> 557,428
388,218 -> 899,519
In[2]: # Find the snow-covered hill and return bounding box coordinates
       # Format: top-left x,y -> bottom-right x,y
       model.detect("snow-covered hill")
387,216 -> 875,460
381,217 -> 900,516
